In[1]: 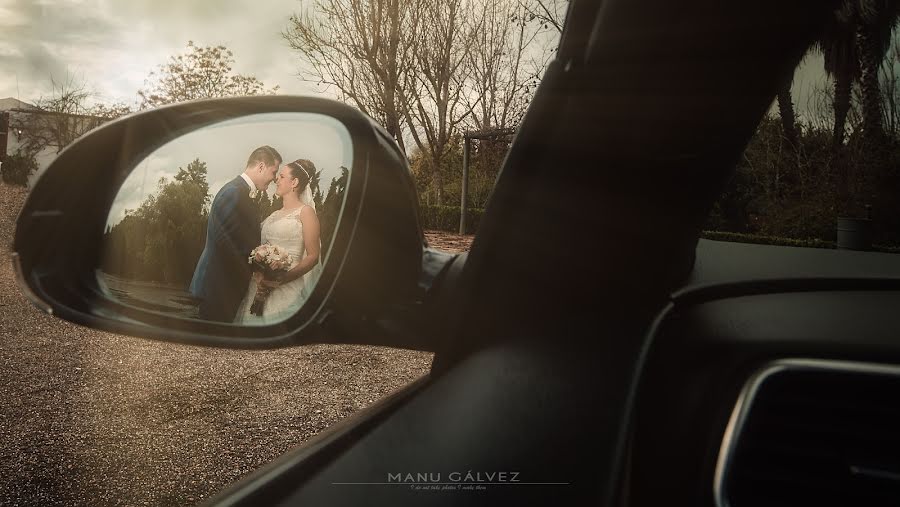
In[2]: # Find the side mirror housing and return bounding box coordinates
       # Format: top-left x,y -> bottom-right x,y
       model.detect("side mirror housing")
13,96 -> 426,349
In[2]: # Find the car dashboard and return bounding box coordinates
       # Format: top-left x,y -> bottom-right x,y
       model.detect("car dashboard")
627,239 -> 900,507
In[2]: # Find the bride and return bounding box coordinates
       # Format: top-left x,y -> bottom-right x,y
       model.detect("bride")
235,159 -> 323,325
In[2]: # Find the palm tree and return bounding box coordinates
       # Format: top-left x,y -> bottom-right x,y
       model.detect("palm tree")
776,85 -> 800,154
817,1 -> 900,147
816,1 -> 861,152
856,0 -> 900,144
776,83 -> 800,199
815,0 -> 899,213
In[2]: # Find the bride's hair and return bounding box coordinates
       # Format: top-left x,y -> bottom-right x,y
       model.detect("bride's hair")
286,159 -> 316,194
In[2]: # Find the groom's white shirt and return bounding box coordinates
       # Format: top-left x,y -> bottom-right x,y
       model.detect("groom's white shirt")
239,173 -> 258,198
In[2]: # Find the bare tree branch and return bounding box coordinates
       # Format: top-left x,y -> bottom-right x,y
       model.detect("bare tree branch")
10,75 -> 131,156
519,0 -> 568,33
283,0 -> 561,205
463,0 -> 550,132
283,0 -> 420,152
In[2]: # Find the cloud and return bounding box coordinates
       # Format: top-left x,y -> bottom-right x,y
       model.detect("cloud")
1,0 -> 138,101
2,0 -> 320,105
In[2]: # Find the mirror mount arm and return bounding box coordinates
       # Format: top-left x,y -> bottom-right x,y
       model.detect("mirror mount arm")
319,248 -> 463,352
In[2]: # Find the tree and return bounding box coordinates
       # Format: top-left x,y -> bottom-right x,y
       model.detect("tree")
469,136 -> 511,207
253,191 -> 275,222
855,0 -> 900,143
90,102 -> 134,120
813,2 -> 868,211
103,159 -> 211,285
318,166 -> 349,257
879,36 -> 900,136
816,2 -> 863,151
307,168 -> 324,210
0,152 -> 38,186
812,1 -> 898,147
464,0 -> 549,131
272,194 -> 284,215
409,138 -> 463,206
10,76 -> 132,157
520,0 -> 568,33
283,0 -> 420,152
284,0 -> 559,205
775,83 -> 801,201
811,1 -> 900,212
403,0 -> 477,205
175,158 -> 211,205
138,41 -> 279,109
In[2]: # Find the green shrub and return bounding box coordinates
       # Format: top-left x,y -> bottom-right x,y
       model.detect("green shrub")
753,201 -> 839,242
701,230 -> 899,253
420,205 -> 483,233
701,230 -> 835,249
1,153 -> 38,186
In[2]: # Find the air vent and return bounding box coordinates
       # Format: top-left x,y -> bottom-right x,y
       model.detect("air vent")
715,359 -> 900,507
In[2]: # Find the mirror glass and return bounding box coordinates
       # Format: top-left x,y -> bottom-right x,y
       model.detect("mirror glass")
97,112 -> 352,326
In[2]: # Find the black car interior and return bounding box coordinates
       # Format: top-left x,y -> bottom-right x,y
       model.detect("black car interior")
630,241 -> 900,506
15,0 -> 900,506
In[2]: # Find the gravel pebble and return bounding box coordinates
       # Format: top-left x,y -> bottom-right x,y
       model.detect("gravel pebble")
0,183 -> 471,506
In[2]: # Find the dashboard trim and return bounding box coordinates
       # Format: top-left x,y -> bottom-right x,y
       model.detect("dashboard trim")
712,358 -> 900,507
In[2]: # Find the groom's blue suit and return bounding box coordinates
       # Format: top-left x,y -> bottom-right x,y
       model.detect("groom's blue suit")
190,177 -> 260,322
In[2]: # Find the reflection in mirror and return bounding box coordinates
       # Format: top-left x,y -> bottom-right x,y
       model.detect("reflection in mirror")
98,113 -> 352,326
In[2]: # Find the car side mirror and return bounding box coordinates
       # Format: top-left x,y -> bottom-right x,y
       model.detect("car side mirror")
12,96 -> 430,349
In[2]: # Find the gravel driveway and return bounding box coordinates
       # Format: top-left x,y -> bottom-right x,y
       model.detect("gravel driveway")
0,183 -> 472,506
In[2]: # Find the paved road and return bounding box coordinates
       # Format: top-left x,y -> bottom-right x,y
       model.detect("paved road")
0,183 -> 470,506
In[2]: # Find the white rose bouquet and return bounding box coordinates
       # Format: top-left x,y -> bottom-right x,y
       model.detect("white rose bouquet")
247,244 -> 294,316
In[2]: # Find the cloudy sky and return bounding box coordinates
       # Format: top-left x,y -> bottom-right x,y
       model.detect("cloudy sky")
1,0 -> 854,139
0,0 -> 326,106
1,0 -> 839,124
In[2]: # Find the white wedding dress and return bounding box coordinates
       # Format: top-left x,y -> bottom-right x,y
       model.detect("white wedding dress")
235,205 -> 321,325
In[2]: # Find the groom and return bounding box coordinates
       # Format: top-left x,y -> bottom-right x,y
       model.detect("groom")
190,146 -> 282,322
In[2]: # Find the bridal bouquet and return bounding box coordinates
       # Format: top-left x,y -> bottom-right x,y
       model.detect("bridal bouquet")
247,244 -> 294,316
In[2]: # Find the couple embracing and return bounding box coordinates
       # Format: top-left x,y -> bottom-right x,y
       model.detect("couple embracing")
189,146 -> 323,324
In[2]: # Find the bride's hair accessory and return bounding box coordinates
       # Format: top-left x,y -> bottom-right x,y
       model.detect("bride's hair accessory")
287,160 -> 312,187
286,159 -> 317,210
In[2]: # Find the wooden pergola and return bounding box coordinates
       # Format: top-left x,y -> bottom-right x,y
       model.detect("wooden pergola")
459,126 -> 516,234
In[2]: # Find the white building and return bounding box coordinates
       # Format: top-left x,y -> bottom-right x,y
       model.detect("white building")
1,97 -> 105,187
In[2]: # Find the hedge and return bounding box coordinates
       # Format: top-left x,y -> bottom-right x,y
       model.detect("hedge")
700,230 -> 900,253
700,230 -> 836,249
420,205 -> 484,233
1,153 -> 37,187
419,206 -> 900,252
